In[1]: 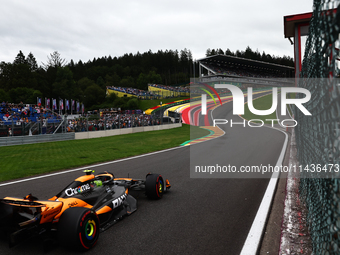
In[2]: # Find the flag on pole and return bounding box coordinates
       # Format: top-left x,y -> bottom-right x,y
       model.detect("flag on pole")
72,100 -> 75,111
53,99 -> 57,110
76,101 -> 80,113
37,97 -> 41,106
66,100 -> 70,110
46,98 -> 50,109
59,99 -> 64,110
82,103 -> 85,114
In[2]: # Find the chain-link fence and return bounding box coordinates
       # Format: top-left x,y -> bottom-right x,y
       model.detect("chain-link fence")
295,0 -> 340,254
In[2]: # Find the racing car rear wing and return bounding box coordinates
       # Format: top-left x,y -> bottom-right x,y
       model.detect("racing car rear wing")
0,198 -> 46,207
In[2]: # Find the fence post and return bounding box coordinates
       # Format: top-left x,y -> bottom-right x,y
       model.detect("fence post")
64,115 -> 67,133
40,115 -> 43,134
11,116 -> 14,136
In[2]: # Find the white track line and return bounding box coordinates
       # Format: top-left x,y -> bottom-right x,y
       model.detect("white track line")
240,93 -> 289,255
240,126 -> 288,255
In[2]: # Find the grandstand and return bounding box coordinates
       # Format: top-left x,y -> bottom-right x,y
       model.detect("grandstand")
148,84 -> 190,97
0,103 -> 63,137
198,54 -> 294,78
106,84 -> 190,99
106,86 -> 161,99
197,54 -> 294,87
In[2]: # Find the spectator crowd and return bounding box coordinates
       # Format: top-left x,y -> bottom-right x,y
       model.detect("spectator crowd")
0,101 -> 61,125
107,84 -> 190,99
67,113 -> 165,132
107,86 -> 160,98
148,84 -> 190,93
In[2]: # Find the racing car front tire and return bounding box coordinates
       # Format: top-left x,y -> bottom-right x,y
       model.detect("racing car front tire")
58,207 -> 100,251
145,173 -> 164,199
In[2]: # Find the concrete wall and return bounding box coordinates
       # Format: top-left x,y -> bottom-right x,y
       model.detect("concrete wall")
75,123 -> 182,140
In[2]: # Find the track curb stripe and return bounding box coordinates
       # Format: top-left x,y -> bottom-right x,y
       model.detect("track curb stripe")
180,126 -> 225,146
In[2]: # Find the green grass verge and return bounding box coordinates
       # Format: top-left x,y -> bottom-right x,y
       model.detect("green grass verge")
0,124 -> 209,182
242,93 -> 277,124
139,97 -> 188,111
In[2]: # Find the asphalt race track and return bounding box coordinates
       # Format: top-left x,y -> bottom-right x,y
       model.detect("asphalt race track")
0,90 -> 286,254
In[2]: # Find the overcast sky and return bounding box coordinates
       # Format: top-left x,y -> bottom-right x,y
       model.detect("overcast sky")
1,0 -> 313,65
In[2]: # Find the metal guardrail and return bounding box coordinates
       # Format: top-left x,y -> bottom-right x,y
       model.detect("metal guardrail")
0,133 -> 75,146
0,120 -> 182,146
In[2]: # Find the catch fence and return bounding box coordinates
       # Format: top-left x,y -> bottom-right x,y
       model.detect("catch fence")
294,0 -> 340,254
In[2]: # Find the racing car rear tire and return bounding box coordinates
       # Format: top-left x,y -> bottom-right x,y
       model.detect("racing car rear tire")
145,174 -> 164,199
58,207 -> 100,251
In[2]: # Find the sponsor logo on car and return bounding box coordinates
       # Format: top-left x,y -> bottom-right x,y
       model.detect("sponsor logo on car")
68,201 -> 78,207
112,194 -> 127,209
65,184 -> 91,196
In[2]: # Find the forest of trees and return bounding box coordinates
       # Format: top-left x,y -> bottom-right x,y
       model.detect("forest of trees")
0,47 -> 294,109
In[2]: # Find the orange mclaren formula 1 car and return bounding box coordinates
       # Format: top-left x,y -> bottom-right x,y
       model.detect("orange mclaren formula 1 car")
0,170 -> 171,251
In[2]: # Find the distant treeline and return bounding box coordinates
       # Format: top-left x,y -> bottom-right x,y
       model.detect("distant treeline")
0,47 -> 294,108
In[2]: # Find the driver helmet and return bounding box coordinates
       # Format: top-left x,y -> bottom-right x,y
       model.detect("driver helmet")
93,180 -> 103,187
